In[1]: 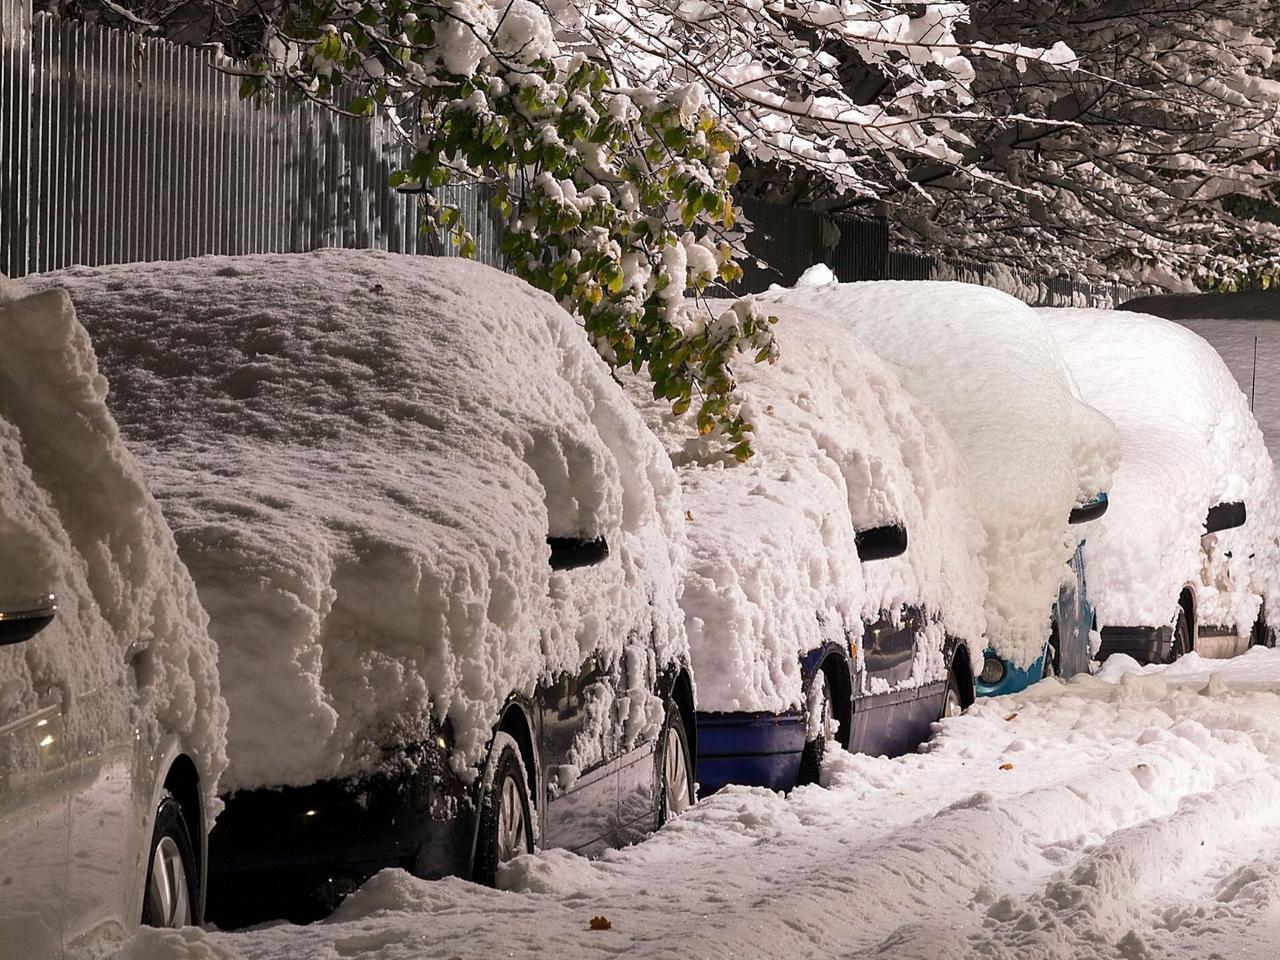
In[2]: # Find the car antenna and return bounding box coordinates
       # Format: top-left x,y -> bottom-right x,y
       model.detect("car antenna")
1251,335 -> 1258,413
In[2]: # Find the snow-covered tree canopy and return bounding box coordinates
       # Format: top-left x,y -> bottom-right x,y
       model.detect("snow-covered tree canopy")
840,1 -> 1280,290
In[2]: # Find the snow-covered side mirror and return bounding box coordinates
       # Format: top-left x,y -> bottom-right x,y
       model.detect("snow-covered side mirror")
548,537 -> 610,571
1069,492 -> 1109,525
855,525 -> 908,563
0,594 -> 57,647
1204,501 -> 1246,534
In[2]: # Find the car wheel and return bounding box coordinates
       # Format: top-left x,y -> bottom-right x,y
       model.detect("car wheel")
940,671 -> 964,719
798,668 -> 837,786
1169,608 -> 1192,663
655,701 -> 694,826
142,790 -> 198,929
473,735 -> 534,886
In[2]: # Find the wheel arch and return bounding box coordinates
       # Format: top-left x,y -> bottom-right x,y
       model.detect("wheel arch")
1179,586 -> 1197,646
811,646 -> 853,748
667,666 -> 697,771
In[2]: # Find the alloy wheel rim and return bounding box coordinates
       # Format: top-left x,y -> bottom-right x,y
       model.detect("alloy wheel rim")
149,835 -> 190,928
663,726 -> 691,817
496,772 -> 527,863
943,687 -> 962,718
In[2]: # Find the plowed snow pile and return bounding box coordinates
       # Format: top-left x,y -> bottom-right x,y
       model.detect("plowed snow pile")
0,279 -> 228,811
35,252 -> 686,792
115,648 -> 1280,960
1042,308 -> 1274,633
623,300 -> 988,711
760,274 -> 1119,667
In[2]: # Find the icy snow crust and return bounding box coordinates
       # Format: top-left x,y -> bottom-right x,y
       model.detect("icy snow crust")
625,300 -> 987,713
1042,308 -> 1274,634
761,275 -> 1119,668
0,280 -> 228,813
36,252 -> 687,792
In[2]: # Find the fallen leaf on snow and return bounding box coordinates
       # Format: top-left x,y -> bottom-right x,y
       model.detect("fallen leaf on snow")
589,916 -> 612,931
999,763 -> 1015,771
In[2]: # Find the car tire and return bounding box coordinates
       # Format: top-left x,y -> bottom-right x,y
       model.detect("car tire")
655,701 -> 694,827
940,669 -> 965,720
798,668 -> 836,786
1169,608 -> 1192,663
473,735 -> 534,886
141,790 -> 199,929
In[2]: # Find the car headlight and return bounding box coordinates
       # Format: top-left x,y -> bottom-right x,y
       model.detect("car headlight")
980,656 -> 1006,686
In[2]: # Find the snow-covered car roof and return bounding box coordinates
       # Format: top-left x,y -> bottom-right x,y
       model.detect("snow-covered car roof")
1041,307 -> 1274,633
625,299 -> 988,713
759,273 -> 1119,669
0,278 -> 228,814
34,251 -> 687,792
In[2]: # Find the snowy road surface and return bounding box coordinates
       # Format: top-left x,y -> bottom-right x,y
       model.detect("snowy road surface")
121,650 -> 1280,960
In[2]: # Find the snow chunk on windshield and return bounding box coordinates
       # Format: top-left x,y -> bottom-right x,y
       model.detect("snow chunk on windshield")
762,276 -> 1119,669
1042,307 -> 1273,634
625,300 -> 988,713
0,280 -> 229,816
36,252 -> 687,792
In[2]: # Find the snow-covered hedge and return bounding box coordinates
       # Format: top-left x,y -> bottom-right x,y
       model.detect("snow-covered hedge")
762,274 -> 1119,669
0,278 -> 228,814
1042,308 -> 1274,634
625,300 -> 988,713
37,252 -> 687,792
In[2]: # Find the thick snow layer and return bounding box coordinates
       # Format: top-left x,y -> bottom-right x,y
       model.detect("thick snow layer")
623,300 -> 988,713
0,280 -> 228,813
760,274 -> 1119,668
1172,319 -> 1280,464
1042,308 -> 1274,633
115,646 -> 1280,960
34,252 -> 686,792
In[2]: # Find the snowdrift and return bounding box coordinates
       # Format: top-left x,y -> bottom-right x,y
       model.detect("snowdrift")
1042,307 -> 1274,633
0,278 -> 228,814
759,274 -> 1119,669
625,299 -> 988,713
36,252 -> 687,792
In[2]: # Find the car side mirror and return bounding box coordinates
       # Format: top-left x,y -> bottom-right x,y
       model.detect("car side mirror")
1069,492 -> 1109,525
856,525 -> 908,563
0,595 -> 57,647
1204,501 -> 1246,534
548,537 -> 610,570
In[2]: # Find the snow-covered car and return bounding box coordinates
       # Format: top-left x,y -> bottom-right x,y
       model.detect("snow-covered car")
36,252 -> 695,926
0,281 -> 228,957
1043,307 -> 1274,664
761,274 -> 1119,697
627,299 -> 989,794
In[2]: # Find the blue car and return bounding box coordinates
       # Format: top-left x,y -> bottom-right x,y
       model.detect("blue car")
977,494 -> 1107,697
696,527 -> 976,795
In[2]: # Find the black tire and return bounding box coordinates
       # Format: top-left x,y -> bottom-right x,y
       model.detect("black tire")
1042,621 -> 1060,680
141,790 -> 199,928
472,738 -> 533,886
797,668 -> 836,786
655,701 -> 694,827
1169,608 -> 1192,663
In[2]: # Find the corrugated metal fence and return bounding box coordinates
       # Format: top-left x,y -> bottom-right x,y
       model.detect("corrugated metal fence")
1,0 -> 1133,307
0,0 -> 453,278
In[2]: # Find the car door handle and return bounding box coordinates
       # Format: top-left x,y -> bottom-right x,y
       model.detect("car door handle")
0,594 -> 57,647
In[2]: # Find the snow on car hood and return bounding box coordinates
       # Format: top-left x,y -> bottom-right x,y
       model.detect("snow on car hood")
760,273 -> 1119,669
0,280 -> 228,816
624,300 -> 988,714
1042,307 -> 1273,633
35,252 -> 687,792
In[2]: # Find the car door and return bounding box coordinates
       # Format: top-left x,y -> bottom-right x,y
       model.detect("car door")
537,651 -> 621,855
849,606 -> 919,755
62,647 -> 138,949
1056,544 -> 1090,678
0,608 -> 71,960
614,641 -> 662,845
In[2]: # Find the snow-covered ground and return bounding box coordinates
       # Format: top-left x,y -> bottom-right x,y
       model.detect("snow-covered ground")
115,648 -> 1280,960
